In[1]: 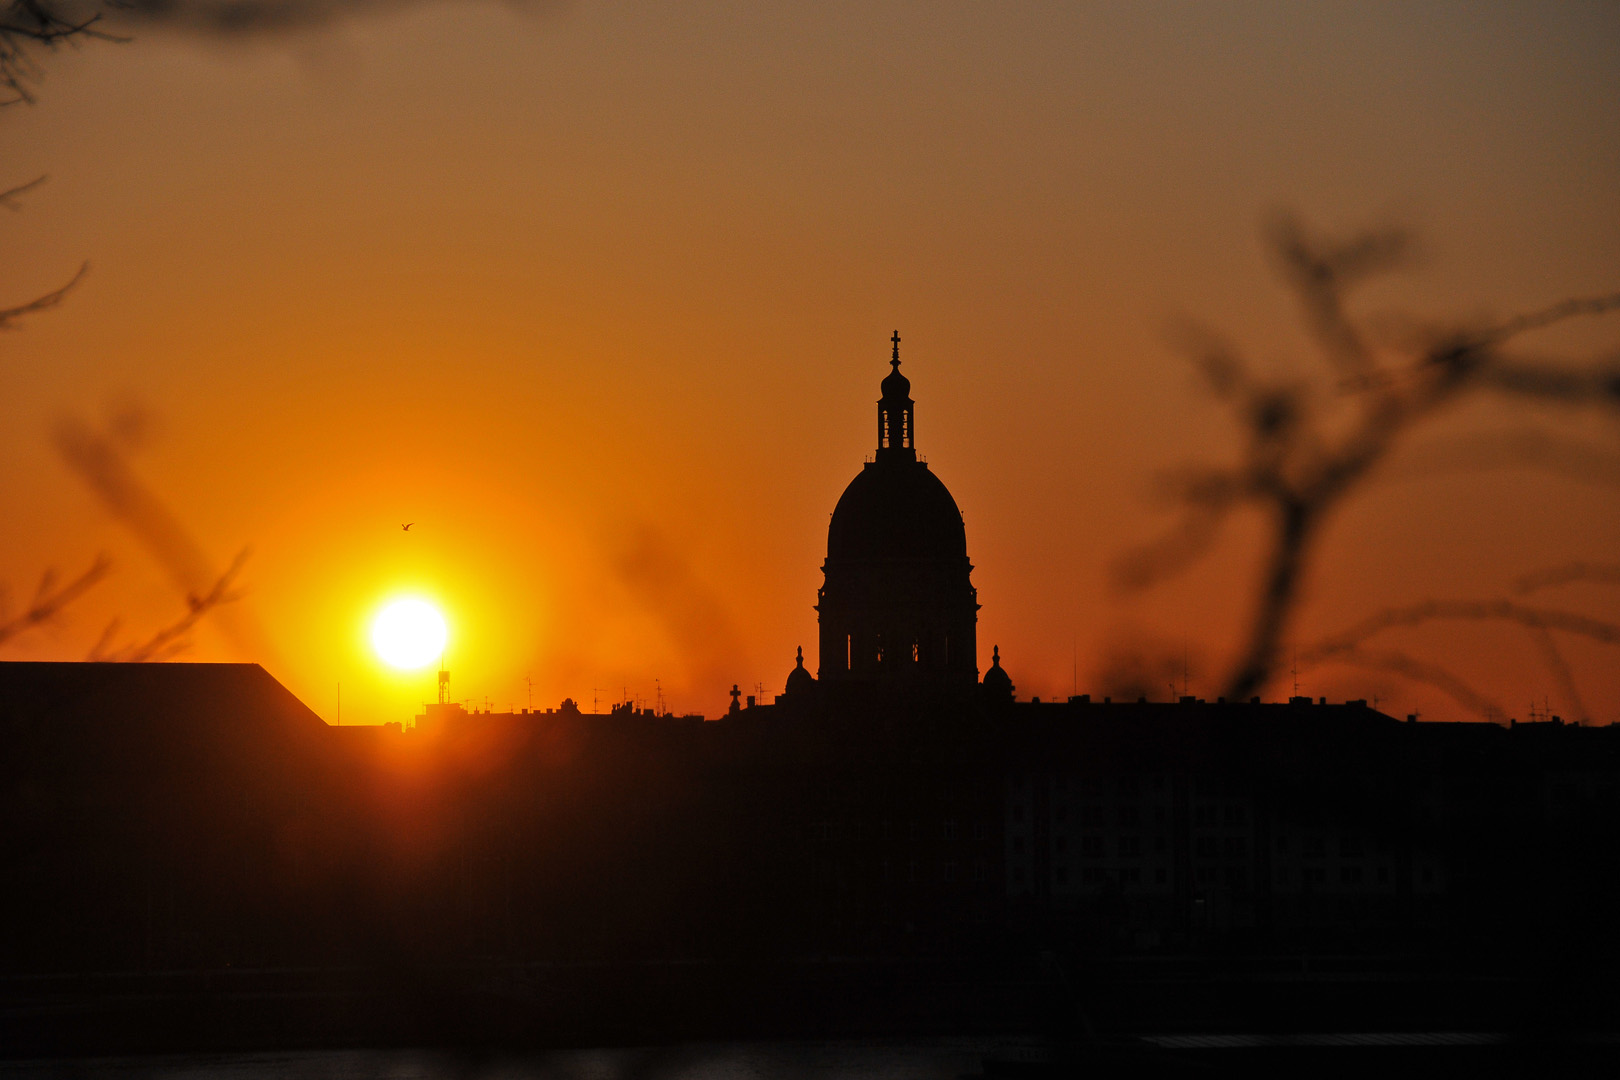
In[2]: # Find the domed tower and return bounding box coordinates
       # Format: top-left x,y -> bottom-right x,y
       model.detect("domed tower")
817,333 -> 979,695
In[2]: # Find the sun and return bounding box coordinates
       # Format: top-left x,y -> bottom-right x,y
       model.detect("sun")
371,597 -> 448,671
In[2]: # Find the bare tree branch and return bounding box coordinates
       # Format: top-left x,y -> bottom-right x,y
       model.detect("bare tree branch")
1514,562 -> 1620,595
0,553 -> 110,646
1305,599 -> 1620,659
1528,625 -> 1589,726
0,259 -> 86,329
1119,213 -> 1620,705
0,172 -> 45,208
89,547 -> 248,661
1313,645 -> 1503,720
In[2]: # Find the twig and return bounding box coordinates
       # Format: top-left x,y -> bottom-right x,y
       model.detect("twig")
90,548 -> 248,662
0,553 -> 111,646
1118,212 -> 1620,705
0,260 -> 86,329
1309,645 -> 1502,720
1514,563 -> 1620,595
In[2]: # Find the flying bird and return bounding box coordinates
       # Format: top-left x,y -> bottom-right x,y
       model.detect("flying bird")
402,523 -> 413,531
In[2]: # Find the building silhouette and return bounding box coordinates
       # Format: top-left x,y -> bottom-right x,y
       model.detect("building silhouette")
4,337 -> 1620,1055
815,334 -> 980,698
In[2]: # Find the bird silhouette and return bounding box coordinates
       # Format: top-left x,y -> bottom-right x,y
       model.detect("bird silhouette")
402,523 -> 413,531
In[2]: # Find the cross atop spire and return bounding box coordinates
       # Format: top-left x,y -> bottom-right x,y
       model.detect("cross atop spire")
891,329 -> 901,367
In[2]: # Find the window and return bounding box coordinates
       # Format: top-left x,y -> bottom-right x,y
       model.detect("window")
1303,867 -> 1326,885
1118,806 -> 1141,828
943,861 -> 957,883
1276,834 -> 1290,854
1012,804 -> 1026,823
973,861 -> 986,884
909,820 -> 920,841
1080,835 -> 1105,859
1154,806 -> 1167,826
1054,865 -> 1068,885
1118,836 -> 1142,859
908,860 -> 918,883
1194,804 -> 1216,827
1122,867 -> 1141,884
1341,865 -> 1363,885
882,860 -> 891,882
973,820 -> 987,841
1012,836 -> 1025,855
1340,836 -> 1363,858
1223,804 -> 1248,826
1055,804 -> 1068,824
1154,835 -> 1167,854
1377,865 -> 1389,885
1195,836 -> 1217,859
1081,805 -> 1106,827
1304,837 -> 1326,859
1013,865 -> 1025,883
1155,868 -> 1168,885
1055,835 -> 1068,854
1196,866 -> 1216,884
1222,837 -> 1248,859
911,642 -> 920,663
943,819 -> 958,841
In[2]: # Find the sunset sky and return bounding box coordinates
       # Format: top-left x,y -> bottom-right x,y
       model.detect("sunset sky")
2,2 -> 1617,725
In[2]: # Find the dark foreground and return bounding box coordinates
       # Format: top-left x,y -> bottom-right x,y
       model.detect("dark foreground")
6,1036 -> 1620,1079
4,957 -> 1619,1077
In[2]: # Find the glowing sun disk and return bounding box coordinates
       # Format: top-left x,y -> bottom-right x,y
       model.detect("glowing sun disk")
371,598 -> 448,670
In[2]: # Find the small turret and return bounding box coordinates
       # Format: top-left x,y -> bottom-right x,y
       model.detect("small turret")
982,644 -> 1014,705
784,645 -> 816,697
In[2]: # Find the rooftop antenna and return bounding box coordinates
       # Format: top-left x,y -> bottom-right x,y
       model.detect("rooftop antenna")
526,673 -> 533,711
437,663 -> 450,706
1182,642 -> 1190,698
1072,640 -> 1078,698
1292,649 -> 1300,698
655,678 -> 663,716
593,686 -> 601,714
336,681 -> 340,726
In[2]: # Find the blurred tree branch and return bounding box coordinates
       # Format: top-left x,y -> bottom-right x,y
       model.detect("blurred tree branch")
1117,213 -> 1620,706
88,547 -> 248,661
0,554 -> 110,646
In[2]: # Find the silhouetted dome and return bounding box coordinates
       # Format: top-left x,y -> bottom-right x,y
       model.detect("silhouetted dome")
880,358 -> 911,400
785,646 -> 815,696
827,458 -> 966,562
982,645 -> 1014,701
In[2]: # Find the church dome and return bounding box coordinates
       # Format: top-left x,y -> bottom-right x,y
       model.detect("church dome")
827,459 -> 966,562
784,646 -> 815,696
982,644 -> 1014,702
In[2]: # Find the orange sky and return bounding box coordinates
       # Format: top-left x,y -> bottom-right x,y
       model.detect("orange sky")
2,3 -> 1617,724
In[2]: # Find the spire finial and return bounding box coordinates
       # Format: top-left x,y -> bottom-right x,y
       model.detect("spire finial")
992,644 -> 1001,665
795,645 -> 804,668
891,329 -> 901,368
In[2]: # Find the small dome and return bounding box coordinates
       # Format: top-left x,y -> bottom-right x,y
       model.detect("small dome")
982,644 -> 1014,701
785,646 -> 816,696
880,357 -> 911,400
827,457 -> 966,561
